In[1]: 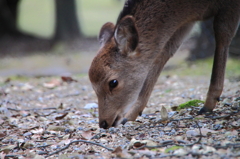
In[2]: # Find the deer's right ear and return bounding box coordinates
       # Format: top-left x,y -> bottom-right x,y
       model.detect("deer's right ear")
99,22 -> 115,46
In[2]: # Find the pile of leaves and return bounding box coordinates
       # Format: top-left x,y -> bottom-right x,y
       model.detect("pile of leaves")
0,75 -> 239,158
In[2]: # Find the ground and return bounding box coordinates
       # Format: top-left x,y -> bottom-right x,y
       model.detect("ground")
1,1 -> 240,158
0,68 -> 239,158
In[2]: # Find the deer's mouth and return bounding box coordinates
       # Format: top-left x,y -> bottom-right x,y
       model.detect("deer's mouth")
99,116 -> 128,129
112,116 -> 128,127
112,116 -> 120,127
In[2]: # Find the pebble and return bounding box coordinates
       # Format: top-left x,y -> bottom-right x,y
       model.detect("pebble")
186,130 -> 199,137
173,148 -> 188,156
84,103 -> 98,109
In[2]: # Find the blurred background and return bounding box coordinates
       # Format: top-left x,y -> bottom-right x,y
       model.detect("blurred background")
0,0 -> 239,80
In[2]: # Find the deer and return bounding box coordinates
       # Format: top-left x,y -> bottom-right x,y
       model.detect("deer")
89,0 -> 240,129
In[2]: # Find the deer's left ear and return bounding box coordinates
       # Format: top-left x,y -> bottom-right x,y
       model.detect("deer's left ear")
114,16 -> 139,55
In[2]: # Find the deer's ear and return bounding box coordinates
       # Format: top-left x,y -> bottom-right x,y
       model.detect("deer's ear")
99,22 -> 115,46
114,16 -> 139,55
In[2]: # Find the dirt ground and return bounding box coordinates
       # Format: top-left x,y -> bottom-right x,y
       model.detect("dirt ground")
0,68 -> 240,158
0,37 -> 240,158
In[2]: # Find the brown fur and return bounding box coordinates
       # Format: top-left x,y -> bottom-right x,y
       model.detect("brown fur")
89,0 -> 240,129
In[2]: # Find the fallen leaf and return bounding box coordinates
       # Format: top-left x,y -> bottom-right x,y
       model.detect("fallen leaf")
55,113 -> 68,120
81,130 -> 93,140
31,128 -> 44,134
142,140 -> 158,147
112,146 -> 132,158
160,106 -> 168,121
0,145 -> 15,154
0,131 -> 6,138
23,141 -> 35,149
47,125 -> 66,132
112,146 -> 122,154
61,76 -> 78,83
4,78 -> 11,83
43,79 -> 61,88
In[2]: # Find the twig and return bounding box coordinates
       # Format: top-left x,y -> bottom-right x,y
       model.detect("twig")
7,107 -> 57,112
205,110 -> 240,120
45,140 -> 113,157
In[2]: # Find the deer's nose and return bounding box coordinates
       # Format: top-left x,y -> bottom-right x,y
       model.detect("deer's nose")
99,120 -> 108,129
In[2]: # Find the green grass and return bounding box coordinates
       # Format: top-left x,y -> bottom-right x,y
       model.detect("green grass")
17,0 -> 124,38
162,57 -> 240,80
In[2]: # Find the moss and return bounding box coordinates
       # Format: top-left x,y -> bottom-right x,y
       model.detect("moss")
177,99 -> 204,110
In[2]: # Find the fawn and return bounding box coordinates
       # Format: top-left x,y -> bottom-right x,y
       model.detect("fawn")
89,0 -> 240,129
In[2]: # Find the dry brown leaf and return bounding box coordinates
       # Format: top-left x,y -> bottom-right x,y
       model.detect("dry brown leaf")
0,131 -> 6,138
61,76 -> 78,83
43,79 -> 61,88
55,113 -> 68,120
112,146 -> 132,158
112,146 -> 122,154
81,130 -> 93,140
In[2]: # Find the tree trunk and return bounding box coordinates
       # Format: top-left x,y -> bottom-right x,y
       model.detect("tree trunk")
53,0 -> 82,41
229,26 -> 240,57
187,18 -> 215,61
0,0 -> 21,37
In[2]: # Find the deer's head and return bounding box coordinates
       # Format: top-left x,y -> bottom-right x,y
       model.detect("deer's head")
89,16 -> 148,129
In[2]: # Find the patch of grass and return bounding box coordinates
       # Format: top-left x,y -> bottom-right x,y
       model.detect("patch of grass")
177,99 -> 204,111
165,146 -> 183,153
9,76 -> 30,82
162,57 -> 240,79
165,89 -> 172,93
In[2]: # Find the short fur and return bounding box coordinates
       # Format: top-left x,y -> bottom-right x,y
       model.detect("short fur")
89,0 -> 240,129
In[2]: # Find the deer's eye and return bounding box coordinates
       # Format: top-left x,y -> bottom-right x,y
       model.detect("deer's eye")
109,80 -> 118,90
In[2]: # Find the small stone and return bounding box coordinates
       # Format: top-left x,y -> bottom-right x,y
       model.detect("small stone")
199,146 -> 216,154
164,127 -> 172,132
173,148 -> 188,156
23,132 -> 32,136
231,121 -> 239,128
186,130 -> 199,137
84,103 -> 98,109
100,138 -> 108,144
